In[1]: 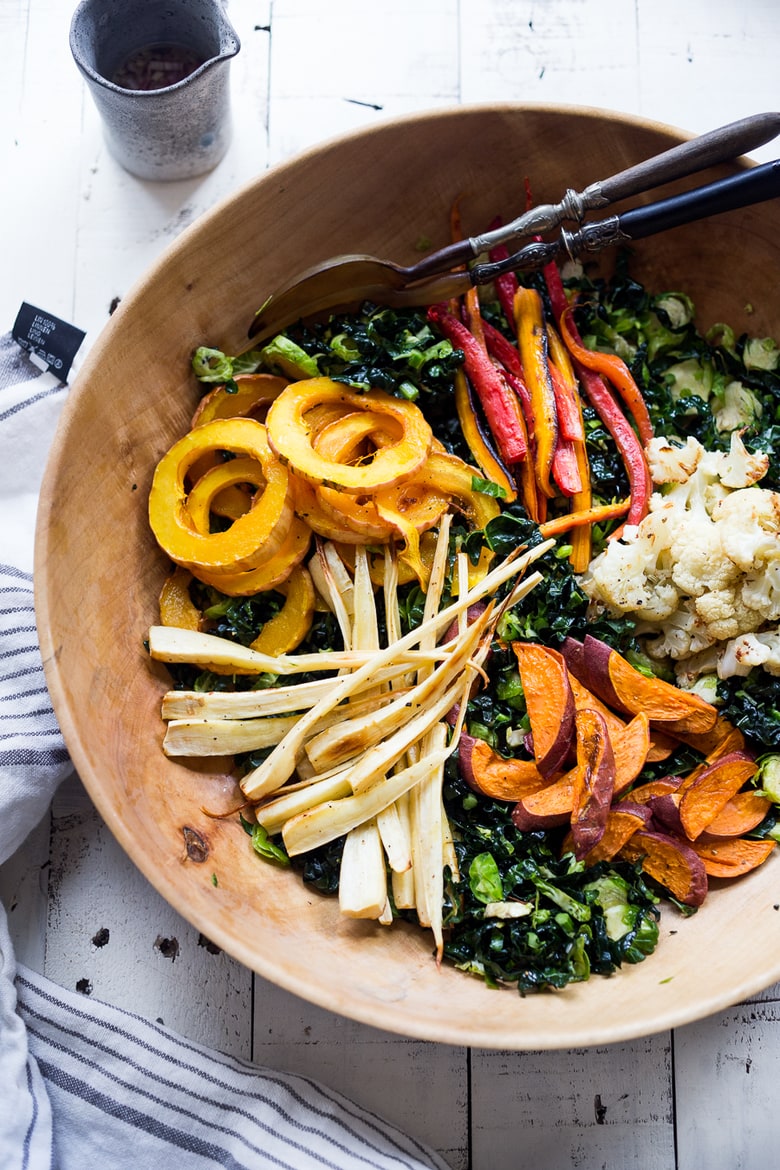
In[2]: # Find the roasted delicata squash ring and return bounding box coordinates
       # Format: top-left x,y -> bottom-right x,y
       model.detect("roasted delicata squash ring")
193,515 -> 312,597
265,378 -> 432,493
191,372 -> 289,428
148,417 -> 293,574
249,565 -> 316,656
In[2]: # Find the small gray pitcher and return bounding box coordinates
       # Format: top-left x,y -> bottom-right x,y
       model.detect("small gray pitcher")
69,0 -> 241,180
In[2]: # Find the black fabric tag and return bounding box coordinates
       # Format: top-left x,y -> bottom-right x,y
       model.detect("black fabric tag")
11,303 -> 86,381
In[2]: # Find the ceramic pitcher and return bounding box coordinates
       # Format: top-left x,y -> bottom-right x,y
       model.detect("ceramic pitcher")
69,0 -> 241,180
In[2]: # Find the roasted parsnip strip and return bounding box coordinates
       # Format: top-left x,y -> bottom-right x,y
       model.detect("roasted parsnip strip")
383,544 -> 402,645
163,688 -> 407,757
282,748 -> 450,856
164,714 -> 300,757
352,545 -> 380,653
303,610 -> 488,773
416,516 -> 452,685
391,798 -> 417,910
161,662 -> 415,721
339,818 -> 388,920
376,802 -> 412,873
149,625 -> 448,676
382,542 -> 416,893
254,771 -> 353,834
441,803 -> 459,881
409,722 -> 448,953
313,539 -> 353,648
348,672 -> 471,796
240,541 -> 553,800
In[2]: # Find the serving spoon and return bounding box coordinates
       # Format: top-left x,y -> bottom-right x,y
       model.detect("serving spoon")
247,111 -> 780,343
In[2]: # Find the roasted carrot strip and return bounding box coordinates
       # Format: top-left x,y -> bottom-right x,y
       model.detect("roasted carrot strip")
513,286 -> 558,498
487,216 -> 522,329
452,368 -> 517,502
481,320 -> 542,519
538,498 -> 631,538
428,305 -> 529,465
559,307 -> 654,448
543,263 -> 651,530
450,198 -> 486,344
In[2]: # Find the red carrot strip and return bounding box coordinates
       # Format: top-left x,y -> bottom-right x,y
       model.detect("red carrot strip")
487,216 -> 521,327
552,436 -> 583,497
547,356 -> 585,442
560,307 -> 654,448
482,319 -> 523,378
427,304 -> 529,464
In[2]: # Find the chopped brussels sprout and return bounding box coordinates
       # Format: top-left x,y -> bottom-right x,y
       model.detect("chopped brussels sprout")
664,356 -> 714,402
259,334 -> 320,380
755,755 -> 780,804
706,322 -> 738,358
192,345 -> 265,383
743,336 -> 780,372
469,852 -> 504,904
683,673 -> 721,705
711,379 -> 763,433
653,292 -> 695,329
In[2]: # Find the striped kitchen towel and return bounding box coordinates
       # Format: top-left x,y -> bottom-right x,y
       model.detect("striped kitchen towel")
0,331 -> 450,1170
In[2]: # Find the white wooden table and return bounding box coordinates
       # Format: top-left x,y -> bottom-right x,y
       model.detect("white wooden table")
3,2 -> 780,1166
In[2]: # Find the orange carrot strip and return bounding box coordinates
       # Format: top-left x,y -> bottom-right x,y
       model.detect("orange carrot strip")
538,499 -> 631,539
559,307 -> 654,447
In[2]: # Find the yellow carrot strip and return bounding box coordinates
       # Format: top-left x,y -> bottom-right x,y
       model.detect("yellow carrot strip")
453,369 -> 517,502
513,287 -> 558,499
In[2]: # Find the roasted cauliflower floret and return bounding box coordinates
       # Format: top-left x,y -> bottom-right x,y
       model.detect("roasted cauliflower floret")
692,589 -> 765,641
582,431 -> 780,671
712,488 -> 780,572
717,632 -> 780,677
668,523 -> 740,598
645,435 -> 702,484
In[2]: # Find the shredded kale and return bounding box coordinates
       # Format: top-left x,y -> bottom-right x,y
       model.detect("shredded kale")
441,769 -> 660,994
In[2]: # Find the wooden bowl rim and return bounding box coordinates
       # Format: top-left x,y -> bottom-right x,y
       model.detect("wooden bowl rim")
34,102 -> 779,1048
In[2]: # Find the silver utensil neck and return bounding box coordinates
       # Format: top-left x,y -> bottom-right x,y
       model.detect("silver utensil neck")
471,213 -> 627,284
468,184 -> 610,257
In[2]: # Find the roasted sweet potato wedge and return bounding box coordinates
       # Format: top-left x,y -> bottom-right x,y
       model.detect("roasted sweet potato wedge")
647,791 -> 685,837
619,828 -> 709,907
663,715 -> 745,761
512,642 -> 575,778
646,731 -> 677,763
511,776 -> 573,830
581,635 -> 718,735
511,713 -> 648,833
458,732 -> 548,802
703,791 -> 772,839
623,776 -> 683,806
690,836 -> 776,878
568,674 -> 625,739
570,709 -> 615,859
678,751 -> 758,840
611,713 -> 651,796
562,801 -> 651,864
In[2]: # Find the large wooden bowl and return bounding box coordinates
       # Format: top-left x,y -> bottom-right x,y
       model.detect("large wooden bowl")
35,105 -> 780,1049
